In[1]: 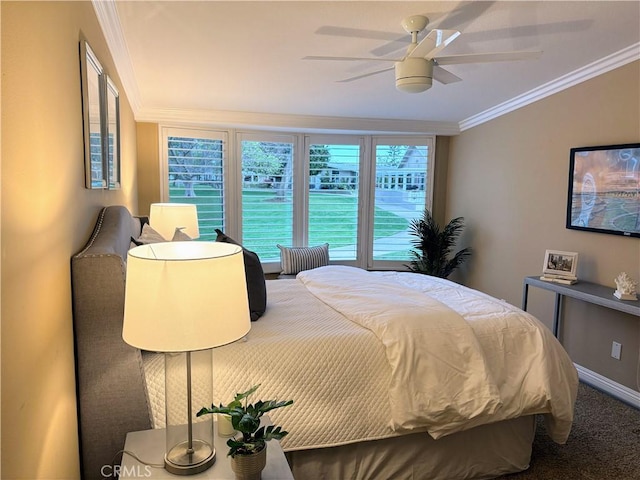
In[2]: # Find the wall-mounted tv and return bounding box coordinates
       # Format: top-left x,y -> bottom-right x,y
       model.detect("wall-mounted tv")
566,143 -> 639,238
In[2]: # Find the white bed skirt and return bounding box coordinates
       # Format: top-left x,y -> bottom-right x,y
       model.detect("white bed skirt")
286,415 -> 536,480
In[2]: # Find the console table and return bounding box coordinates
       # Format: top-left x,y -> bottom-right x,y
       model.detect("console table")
522,276 -> 640,338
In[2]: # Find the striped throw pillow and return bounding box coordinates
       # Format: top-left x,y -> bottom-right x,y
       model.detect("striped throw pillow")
278,243 -> 329,275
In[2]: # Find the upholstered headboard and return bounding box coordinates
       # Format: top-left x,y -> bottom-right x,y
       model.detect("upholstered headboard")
71,206 -> 151,479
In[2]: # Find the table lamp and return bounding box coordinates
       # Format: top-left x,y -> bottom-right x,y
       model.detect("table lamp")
123,241 -> 250,475
149,203 -> 200,240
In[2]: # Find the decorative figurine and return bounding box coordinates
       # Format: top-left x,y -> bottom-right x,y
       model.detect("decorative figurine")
614,272 -> 638,301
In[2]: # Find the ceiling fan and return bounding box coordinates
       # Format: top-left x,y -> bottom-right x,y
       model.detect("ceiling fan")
304,15 -> 542,94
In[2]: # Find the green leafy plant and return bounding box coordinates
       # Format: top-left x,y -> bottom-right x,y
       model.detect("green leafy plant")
406,208 -> 472,278
197,385 -> 293,457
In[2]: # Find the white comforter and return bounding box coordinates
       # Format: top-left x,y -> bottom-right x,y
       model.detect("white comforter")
143,266 -> 578,451
298,266 -> 503,436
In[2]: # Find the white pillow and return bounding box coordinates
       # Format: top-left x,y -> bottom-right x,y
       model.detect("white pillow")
135,223 -> 166,244
132,224 -> 192,246
171,228 -> 192,241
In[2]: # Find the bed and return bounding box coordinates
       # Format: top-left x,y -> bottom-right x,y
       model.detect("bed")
143,267 -> 578,479
72,206 -> 578,479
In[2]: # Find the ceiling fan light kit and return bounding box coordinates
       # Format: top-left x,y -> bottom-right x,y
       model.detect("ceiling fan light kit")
395,58 -> 433,93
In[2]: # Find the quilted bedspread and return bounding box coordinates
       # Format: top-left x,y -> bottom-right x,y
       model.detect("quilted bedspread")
143,266 -> 578,451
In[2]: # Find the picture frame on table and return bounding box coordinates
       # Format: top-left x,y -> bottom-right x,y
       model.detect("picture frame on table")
541,250 -> 579,285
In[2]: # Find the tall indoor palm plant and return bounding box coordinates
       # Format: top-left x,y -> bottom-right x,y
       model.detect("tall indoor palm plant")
406,208 -> 471,278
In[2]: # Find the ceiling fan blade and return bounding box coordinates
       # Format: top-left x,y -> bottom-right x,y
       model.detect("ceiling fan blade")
432,65 -> 462,84
303,55 -> 400,62
463,19 -> 592,44
408,29 -> 461,59
435,50 -> 542,65
434,1 -> 496,30
315,25 -> 401,42
371,38 -> 411,57
337,67 -> 394,83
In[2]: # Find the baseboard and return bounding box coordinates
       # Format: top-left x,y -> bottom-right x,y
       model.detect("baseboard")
575,363 -> 640,409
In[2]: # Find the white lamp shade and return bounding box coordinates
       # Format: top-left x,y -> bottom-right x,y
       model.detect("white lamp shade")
150,203 -> 200,240
123,242 -> 250,352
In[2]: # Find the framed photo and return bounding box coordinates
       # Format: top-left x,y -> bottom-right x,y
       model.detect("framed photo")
542,250 -> 578,279
79,39 -> 121,190
80,39 -> 106,189
566,143 -> 640,238
105,75 -> 121,190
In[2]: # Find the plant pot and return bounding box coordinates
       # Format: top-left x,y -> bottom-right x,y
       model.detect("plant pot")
230,445 -> 267,480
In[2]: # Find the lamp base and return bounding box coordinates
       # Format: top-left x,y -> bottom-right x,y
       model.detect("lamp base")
165,440 -> 216,475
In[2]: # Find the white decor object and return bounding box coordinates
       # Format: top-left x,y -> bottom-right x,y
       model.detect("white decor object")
614,272 -> 638,301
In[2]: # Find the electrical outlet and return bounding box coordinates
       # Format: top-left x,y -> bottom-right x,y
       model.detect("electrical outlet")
611,341 -> 622,360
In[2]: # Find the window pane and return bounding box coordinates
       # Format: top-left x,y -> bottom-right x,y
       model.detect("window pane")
309,144 -> 360,260
167,136 -> 224,241
241,140 -> 294,261
372,145 -> 428,260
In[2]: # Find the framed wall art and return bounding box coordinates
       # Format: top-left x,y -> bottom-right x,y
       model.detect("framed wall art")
566,143 -> 639,238
105,76 -> 121,190
79,38 -> 121,190
80,39 -> 106,189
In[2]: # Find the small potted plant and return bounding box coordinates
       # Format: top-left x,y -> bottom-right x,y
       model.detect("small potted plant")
197,385 -> 293,480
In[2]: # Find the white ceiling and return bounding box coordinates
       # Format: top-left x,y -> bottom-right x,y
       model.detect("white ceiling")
96,1 -> 640,134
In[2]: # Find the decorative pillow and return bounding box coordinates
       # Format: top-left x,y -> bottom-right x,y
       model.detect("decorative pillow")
133,223 -> 166,245
132,224 -> 192,246
215,229 -> 267,322
171,228 -> 192,241
277,243 -> 329,275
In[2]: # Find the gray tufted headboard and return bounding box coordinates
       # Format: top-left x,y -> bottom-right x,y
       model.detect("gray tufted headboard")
71,206 -> 152,479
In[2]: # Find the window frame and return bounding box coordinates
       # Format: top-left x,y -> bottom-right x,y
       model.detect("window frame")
367,136 -> 435,271
160,126 -> 229,239
304,134 -> 366,269
234,131 -> 299,272
159,125 -> 435,272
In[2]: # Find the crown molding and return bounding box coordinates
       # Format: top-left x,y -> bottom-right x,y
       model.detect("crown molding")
94,0 -> 638,136
135,107 -> 461,135
93,0 -> 459,136
459,43 -> 640,132
92,0 -> 142,113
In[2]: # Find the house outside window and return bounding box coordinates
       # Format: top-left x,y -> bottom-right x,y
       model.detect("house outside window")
161,126 -> 434,273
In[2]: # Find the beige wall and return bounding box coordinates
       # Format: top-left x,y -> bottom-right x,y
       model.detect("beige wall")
447,61 -> 640,391
432,136 -> 450,225
136,123 -> 161,216
1,2 -> 138,478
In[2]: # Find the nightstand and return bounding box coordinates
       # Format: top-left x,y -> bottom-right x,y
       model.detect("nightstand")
119,419 -> 294,479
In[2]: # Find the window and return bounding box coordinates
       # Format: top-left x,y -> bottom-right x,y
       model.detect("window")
369,139 -> 433,267
161,127 -> 434,272
160,128 -> 227,241
307,140 -> 361,261
238,133 -> 295,261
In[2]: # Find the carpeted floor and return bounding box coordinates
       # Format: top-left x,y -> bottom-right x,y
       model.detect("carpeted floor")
502,382 -> 640,479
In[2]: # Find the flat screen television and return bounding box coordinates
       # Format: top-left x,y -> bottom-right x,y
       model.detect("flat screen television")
566,143 -> 639,238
